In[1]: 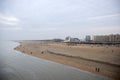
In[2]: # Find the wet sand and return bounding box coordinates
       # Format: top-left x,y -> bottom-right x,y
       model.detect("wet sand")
15,40 -> 120,80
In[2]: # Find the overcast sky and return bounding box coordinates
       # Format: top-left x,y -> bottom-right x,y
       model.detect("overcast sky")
0,0 -> 120,40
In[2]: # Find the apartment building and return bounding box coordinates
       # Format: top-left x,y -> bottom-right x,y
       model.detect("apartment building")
93,34 -> 120,43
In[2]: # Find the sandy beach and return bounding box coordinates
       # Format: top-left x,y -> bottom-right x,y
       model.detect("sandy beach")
15,40 -> 120,80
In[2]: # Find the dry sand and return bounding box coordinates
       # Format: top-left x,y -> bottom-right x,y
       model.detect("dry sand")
15,40 -> 120,80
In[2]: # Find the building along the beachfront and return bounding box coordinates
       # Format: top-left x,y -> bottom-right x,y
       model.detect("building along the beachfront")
93,34 -> 120,43
93,35 -> 109,43
85,35 -> 91,42
109,34 -> 120,43
64,36 -> 80,43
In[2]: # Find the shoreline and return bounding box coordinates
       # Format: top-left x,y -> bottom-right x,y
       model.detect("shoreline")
14,41 -> 120,80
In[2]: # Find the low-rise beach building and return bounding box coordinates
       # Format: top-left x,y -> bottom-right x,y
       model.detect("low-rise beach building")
64,36 -> 80,43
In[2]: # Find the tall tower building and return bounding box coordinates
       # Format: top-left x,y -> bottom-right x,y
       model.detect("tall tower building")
85,35 -> 91,42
